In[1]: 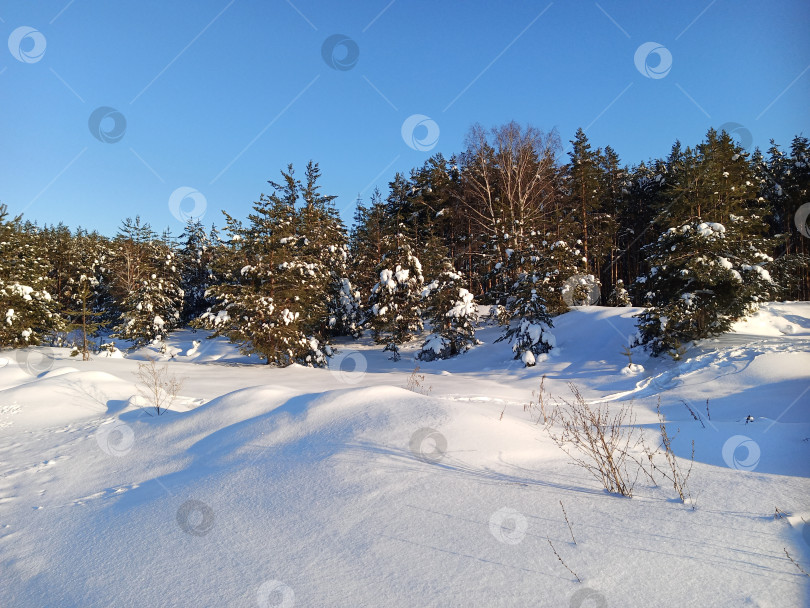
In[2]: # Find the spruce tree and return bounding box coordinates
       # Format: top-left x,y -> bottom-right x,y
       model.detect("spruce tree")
366,234 -> 425,358
634,130 -> 777,356
496,242 -> 556,366
297,161 -> 357,339
607,279 -> 632,306
200,163 -> 339,366
417,261 -> 479,360
0,206 -> 61,346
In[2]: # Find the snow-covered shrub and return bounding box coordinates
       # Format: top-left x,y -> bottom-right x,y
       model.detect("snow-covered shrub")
498,282 -> 555,367
508,318 -> 556,367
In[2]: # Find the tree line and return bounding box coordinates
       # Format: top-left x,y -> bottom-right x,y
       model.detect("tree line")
1,124 -> 807,365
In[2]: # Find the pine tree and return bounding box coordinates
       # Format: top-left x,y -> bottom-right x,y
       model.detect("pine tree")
60,229 -> 107,358
366,235 -> 424,357
417,261 -> 479,360
110,218 -> 184,347
199,163 -> 338,366
179,218 -> 214,322
0,206 -> 61,346
756,137 -> 810,299
607,279 -> 632,306
616,160 -> 665,287
350,189 -> 390,302
64,274 -> 104,360
567,128 -> 602,268
633,130 -> 777,356
635,221 -> 776,356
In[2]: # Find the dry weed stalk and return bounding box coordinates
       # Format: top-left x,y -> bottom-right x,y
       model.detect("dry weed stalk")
643,400 -> 695,506
543,383 -> 641,498
404,365 -> 431,395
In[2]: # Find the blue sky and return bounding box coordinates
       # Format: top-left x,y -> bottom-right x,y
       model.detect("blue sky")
1,0 -> 808,235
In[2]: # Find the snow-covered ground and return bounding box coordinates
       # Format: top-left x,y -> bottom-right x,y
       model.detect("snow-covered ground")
1,304 -> 808,607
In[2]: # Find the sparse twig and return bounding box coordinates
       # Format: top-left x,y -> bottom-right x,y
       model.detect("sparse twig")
547,537 -> 580,582
644,400 -> 694,505
774,507 -> 788,520
681,400 -> 705,428
785,548 -> 810,578
705,398 -> 711,421
560,500 -> 576,545
543,383 -> 640,497
134,356 -> 183,416
404,365 -> 431,395
526,375 -> 553,427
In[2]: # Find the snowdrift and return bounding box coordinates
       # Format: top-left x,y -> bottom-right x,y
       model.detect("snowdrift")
0,303 -> 808,607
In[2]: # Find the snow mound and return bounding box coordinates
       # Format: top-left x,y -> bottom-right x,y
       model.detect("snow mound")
0,303 -> 808,607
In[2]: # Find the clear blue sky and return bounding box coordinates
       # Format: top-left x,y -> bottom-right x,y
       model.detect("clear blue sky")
2,0 -> 808,235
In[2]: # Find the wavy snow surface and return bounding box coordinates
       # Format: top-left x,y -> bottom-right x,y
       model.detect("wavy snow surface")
0,304 -> 808,607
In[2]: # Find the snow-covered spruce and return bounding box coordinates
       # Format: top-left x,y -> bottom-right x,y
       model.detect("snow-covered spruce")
417,263 -> 479,361
328,277 -> 363,339
366,240 -> 424,351
198,163 -> 341,367
633,220 -> 776,357
497,280 -> 556,367
0,205 -> 61,346
608,279 -> 632,307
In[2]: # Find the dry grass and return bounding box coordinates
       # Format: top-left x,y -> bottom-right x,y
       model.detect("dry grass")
541,382 -> 641,497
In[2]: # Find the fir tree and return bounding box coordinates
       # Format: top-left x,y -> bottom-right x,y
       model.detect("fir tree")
607,279 -> 632,306
366,235 -> 425,356
199,163 -> 338,366
417,262 -> 479,360
634,221 -> 775,356
0,206 -> 61,346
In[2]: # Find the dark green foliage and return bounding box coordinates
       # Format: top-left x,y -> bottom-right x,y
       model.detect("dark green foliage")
198,162 -> 345,367
635,221 -> 776,356
110,218 -> 184,347
366,236 -> 424,348
0,205 -> 61,346
417,262 -> 479,361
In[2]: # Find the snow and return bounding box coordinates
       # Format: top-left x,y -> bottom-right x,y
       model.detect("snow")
696,222 -> 726,237
378,268 -> 396,290
394,267 -> 410,283
422,333 -> 447,354
0,305 -> 808,606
